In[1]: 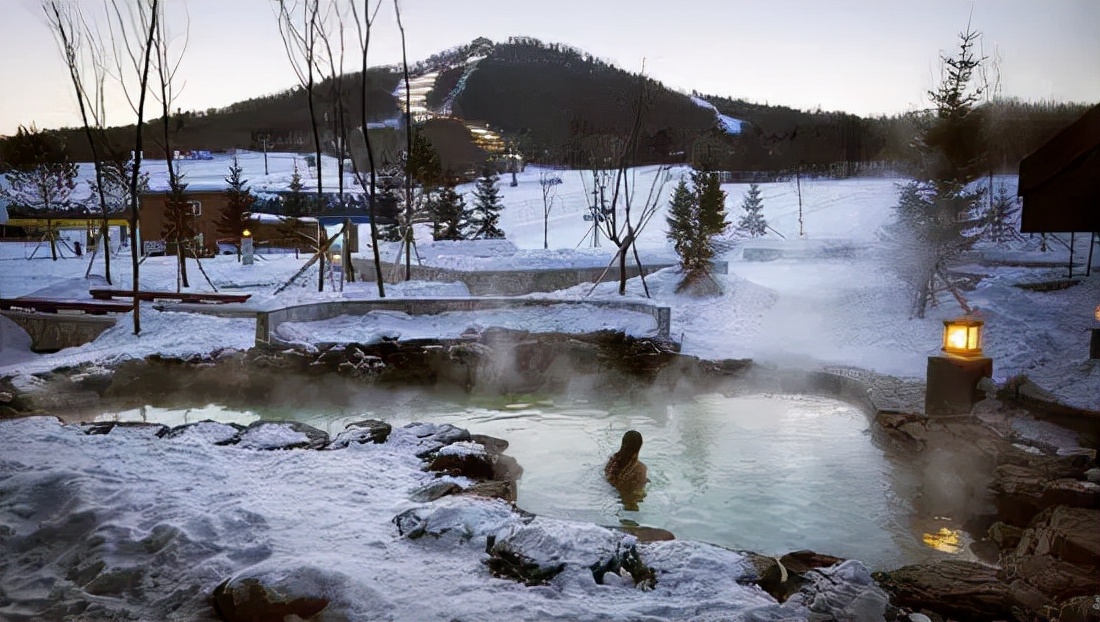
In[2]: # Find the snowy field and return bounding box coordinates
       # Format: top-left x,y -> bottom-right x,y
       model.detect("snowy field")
2,153 -> 1097,410
2,154 -> 1098,620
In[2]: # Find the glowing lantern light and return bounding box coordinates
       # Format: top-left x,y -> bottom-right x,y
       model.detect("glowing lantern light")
942,317 -> 984,358
1094,304 -> 1100,322
241,229 -> 252,238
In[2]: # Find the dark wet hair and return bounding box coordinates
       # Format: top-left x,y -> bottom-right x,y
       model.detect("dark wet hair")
617,430 -> 643,460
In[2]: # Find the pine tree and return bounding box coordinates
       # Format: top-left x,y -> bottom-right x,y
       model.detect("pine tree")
737,183 -> 767,238
280,163 -> 309,250
887,27 -> 988,318
983,181 -> 1021,244
0,124 -> 79,260
160,175 -> 195,287
219,157 -> 255,255
466,166 -> 505,239
665,173 -> 722,294
665,179 -> 694,260
432,182 -> 468,241
693,169 -> 728,237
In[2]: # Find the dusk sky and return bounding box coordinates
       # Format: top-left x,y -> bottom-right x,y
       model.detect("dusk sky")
1,0 -> 1098,136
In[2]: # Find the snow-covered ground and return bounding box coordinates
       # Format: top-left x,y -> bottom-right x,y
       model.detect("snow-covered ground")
2,157 -> 1098,620
3,415 -> 882,621
2,159 -> 1098,409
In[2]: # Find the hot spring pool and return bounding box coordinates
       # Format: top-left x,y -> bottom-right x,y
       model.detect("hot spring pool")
93,390 -> 938,568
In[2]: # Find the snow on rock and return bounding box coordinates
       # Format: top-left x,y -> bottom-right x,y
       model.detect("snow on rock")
166,420 -> 244,445
236,421 -> 326,450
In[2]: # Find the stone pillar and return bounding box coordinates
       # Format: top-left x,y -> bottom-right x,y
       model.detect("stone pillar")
925,355 -> 993,417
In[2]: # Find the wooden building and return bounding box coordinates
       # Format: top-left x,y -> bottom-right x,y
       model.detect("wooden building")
1018,103 -> 1100,276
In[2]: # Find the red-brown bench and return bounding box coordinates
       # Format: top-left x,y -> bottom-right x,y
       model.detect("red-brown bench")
0,297 -> 133,315
89,289 -> 252,304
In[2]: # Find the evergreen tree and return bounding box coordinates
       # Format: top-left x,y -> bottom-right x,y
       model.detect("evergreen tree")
160,174 -> 196,287
432,182 -> 468,241
466,166 -> 505,239
983,181 -> 1021,244
280,163 -> 309,250
218,157 -> 255,255
665,179 -> 694,260
736,183 -> 767,238
665,173 -> 722,294
887,27 -> 988,318
0,124 -> 79,260
693,169 -> 728,237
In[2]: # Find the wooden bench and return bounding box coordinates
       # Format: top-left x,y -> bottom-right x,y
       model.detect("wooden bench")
89,289 -> 252,304
0,297 -> 134,315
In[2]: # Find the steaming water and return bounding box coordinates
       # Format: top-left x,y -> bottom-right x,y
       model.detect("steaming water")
97,391 -> 933,569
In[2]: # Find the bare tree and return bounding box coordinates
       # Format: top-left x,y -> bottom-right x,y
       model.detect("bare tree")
584,73 -> 670,296
274,0 -> 327,291
348,0 -> 386,296
103,0 -> 161,335
316,2 -> 356,283
394,0 -> 415,281
149,4 -> 206,290
538,171 -> 558,249
43,1 -> 114,283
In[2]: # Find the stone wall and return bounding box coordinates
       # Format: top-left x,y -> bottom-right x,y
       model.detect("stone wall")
255,298 -> 672,346
0,310 -> 117,352
349,260 -> 728,296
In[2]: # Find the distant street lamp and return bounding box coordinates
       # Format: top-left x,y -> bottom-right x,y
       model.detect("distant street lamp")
241,229 -> 254,266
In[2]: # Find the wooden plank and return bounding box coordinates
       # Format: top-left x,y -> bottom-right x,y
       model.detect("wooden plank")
0,298 -> 133,315
89,289 -> 251,304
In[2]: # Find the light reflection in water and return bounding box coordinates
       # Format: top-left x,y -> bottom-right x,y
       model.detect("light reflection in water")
96,391 -> 951,569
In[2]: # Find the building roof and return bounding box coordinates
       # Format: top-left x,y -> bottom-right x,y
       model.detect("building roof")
1018,103 -> 1100,233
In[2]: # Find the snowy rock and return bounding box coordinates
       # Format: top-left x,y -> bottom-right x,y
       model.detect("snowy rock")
392,496 -> 519,542
429,440 -> 508,478
390,421 -> 471,457
82,421 -> 170,439
237,421 -> 328,450
786,560 -> 890,621
327,418 -> 392,449
486,516 -> 657,589
166,420 -> 244,445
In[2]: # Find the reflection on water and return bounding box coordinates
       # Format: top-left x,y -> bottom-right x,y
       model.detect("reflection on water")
94,390 -> 944,569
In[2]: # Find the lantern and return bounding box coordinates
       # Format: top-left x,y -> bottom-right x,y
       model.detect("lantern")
241,229 -> 252,238
942,317 -> 983,358
1094,304 -> 1100,322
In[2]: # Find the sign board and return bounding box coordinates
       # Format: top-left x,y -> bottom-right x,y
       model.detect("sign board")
143,240 -> 166,256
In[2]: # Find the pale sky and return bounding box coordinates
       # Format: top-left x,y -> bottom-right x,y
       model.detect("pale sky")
1,0 -> 1098,137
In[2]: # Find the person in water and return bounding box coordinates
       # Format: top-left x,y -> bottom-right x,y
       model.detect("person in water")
605,430 -> 648,509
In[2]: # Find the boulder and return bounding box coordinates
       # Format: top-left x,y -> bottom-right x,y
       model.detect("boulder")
427,439 -> 523,483
236,421 -> 328,451
82,421 -> 170,439
400,422 -> 471,458
873,560 -> 1014,621
327,419 -> 392,449
212,572 -> 328,622
165,420 -> 244,445
1002,506 -> 1100,602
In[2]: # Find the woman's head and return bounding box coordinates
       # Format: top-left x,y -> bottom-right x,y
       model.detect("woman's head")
618,430 -> 643,457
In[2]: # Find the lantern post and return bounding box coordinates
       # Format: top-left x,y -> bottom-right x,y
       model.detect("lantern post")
925,316 -> 993,417
241,229 -> 254,266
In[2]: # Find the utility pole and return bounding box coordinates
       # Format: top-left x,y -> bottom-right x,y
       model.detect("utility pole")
796,166 -> 805,238
261,136 -> 270,176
